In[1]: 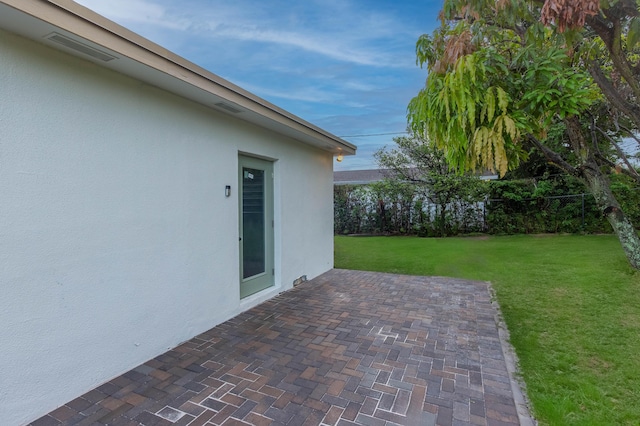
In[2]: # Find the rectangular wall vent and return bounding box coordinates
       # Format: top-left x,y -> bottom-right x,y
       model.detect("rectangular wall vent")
45,33 -> 117,62
214,102 -> 243,114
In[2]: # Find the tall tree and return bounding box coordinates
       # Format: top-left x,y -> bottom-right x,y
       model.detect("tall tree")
408,0 -> 640,268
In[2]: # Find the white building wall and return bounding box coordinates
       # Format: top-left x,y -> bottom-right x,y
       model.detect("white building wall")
0,30 -> 334,425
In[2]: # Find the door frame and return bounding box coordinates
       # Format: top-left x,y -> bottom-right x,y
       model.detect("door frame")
238,154 -> 274,299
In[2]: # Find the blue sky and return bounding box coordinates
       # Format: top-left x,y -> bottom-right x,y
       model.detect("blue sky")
74,0 -> 443,170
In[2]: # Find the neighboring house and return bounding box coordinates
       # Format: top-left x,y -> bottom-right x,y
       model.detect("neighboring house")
0,1 -> 355,424
334,168 -> 499,185
334,169 -> 390,185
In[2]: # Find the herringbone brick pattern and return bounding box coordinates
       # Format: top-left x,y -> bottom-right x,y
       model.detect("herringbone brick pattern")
31,269 -> 530,425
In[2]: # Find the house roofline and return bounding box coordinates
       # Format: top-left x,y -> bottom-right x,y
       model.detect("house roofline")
0,0 -> 356,155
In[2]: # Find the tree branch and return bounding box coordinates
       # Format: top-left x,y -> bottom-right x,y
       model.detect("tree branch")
588,61 -> 640,130
594,152 -> 640,182
618,123 -> 640,149
594,126 -> 640,182
589,114 -> 602,156
588,8 -> 640,100
527,134 -> 579,175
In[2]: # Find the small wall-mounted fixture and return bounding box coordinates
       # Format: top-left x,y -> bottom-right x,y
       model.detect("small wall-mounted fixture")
336,154 -> 344,162
293,275 -> 308,287
225,185 -> 231,197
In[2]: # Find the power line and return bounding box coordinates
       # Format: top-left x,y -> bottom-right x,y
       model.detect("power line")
339,131 -> 408,138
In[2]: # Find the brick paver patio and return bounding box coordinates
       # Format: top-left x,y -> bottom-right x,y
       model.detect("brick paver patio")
32,269 -> 534,426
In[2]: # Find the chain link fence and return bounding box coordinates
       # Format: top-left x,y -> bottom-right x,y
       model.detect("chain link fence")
484,193 -> 605,234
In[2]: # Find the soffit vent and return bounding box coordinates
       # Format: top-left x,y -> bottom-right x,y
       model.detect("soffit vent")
214,102 -> 243,114
45,32 -> 117,62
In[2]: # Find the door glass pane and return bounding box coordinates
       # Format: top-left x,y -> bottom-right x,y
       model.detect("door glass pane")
242,167 -> 265,279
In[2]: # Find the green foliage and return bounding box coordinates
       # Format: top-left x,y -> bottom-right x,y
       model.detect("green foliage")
375,135 -> 488,236
516,47 -> 598,123
333,175 -> 617,237
610,174 -> 640,227
335,235 -> 640,425
336,134 -> 630,237
409,51 -> 523,176
627,16 -> 640,50
486,177 -> 607,234
334,180 -> 422,235
408,4 -> 599,178
368,180 -> 417,235
333,179 -> 486,237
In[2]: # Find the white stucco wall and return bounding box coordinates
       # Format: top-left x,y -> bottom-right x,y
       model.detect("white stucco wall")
0,29 -> 334,425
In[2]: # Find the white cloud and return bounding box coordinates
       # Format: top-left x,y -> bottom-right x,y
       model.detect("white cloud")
235,81 -> 340,104
77,0 -> 417,68
207,25 -> 388,67
342,81 -> 378,92
194,0 -> 419,68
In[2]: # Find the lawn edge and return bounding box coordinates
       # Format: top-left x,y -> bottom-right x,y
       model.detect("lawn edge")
488,282 -> 538,426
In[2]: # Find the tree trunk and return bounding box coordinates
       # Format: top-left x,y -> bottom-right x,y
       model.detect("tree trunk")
581,165 -> 640,269
378,199 -> 387,233
439,205 -> 447,237
564,116 -> 640,269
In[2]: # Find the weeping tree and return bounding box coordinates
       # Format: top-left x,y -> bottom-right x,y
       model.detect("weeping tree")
408,0 -> 640,268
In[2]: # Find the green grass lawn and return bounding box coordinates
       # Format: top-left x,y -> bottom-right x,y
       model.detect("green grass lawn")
335,234 -> 640,425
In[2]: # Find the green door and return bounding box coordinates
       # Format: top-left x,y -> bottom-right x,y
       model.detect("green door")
239,155 -> 274,298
